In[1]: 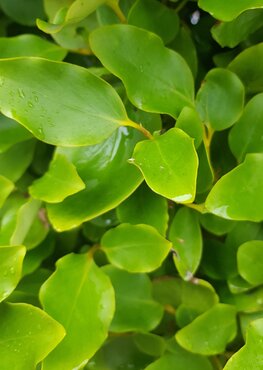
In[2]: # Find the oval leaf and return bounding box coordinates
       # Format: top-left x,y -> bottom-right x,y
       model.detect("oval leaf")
90,24 -> 194,118
205,154 -> 263,221
169,207 -> 202,280
132,128 -> 198,203
0,57 -> 130,146
101,223 -> 171,273
40,253 -> 115,370
228,43 -> 263,94
176,304 -> 237,355
29,153 -> 85,203
0,302 -> 65,369
237,240 -> 263,286
198,0 -> 263,21
228,93 -> 263,162
0,175 -> 14,208
196,68 -> 244,131
103,265 -> 163,332
0,245 -> 26,302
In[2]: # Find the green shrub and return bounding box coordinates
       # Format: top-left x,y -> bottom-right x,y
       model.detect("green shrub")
0,0 -> 263,369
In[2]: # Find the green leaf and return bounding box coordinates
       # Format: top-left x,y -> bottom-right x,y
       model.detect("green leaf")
103,265 -> 163,332
176,107 -> 203,149
205,154 -> 263,221
212,10 -> 263,48
0,175 -> 14,208
133,333 -> 166,357
0,302 -> 65,369
0,57 -> 130,146
116,183 -> 168,235
40,253 -> 115,370
47,127 -> 143,231
0,34 -> 67,60
169,207 -> 202,280
176,304 -> 237,355
90,24 -> 194,118
0,0 -> 45,26
169,25 -> 198,78
10,198 -> 42,246
199,213 -> 236,236
228,43 -> 263,94
0,140 -> 35,182
29,153 -> 85,203
132,128 -> 198,203
198,0 -> 263,21
101,223 -> 171,273
237,241 -> 263,286
0,115 -> 32,153
228,93 -> 263,162
196,68 -> 244,131
0,245 -> 26,302
144,345 -> 213,370
223,318 -> 263,370
128,0 -> 179,44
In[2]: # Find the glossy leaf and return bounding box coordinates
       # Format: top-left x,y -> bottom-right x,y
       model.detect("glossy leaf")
176,304 -> 237,355
132,128 -> 198,203
0,302 -> 65,369
169,207 -> 202,280
128,0 -> 179,44
228,93 -> 263,162
0,245 -> 26,302
206,154 -> 263,221
0,34 -> 67,60
101,223 -> 171,273
47,127 -> 143,231
223,318 -> 263,370
103,265 -> 163,332
198,0 -> 263,21
0,0 -> 45,26
0,175 -> 14,208
196,68 -> 244,131
176,107 -> 203,149
117,183 -> 168,235
0,115 -> 32,153
0,140 -> 35,182
0,57 -> 130,146
228,43 -> 263,94
237,241 -> 263,286
40,253 -> 115,370
90,25 -> 195,118
29,153 -> 85,203
212,10 -> 263,48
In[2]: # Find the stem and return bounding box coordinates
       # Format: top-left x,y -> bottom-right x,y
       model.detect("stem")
185,202 -> 207,213
164,304 -> 176,315
87,244 -> 100,259
203,125 -> 214,153
175,0 -> 188,13
124,120 -> 154,140
211,356 -> 223,370
108,1 -> 127,23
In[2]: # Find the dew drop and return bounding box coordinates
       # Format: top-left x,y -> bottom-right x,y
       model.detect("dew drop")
27,101 -> 33,108
128,158 -> 135,164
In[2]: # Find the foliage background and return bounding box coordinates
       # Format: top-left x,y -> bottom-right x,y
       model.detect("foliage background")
0,0 -> 263,369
